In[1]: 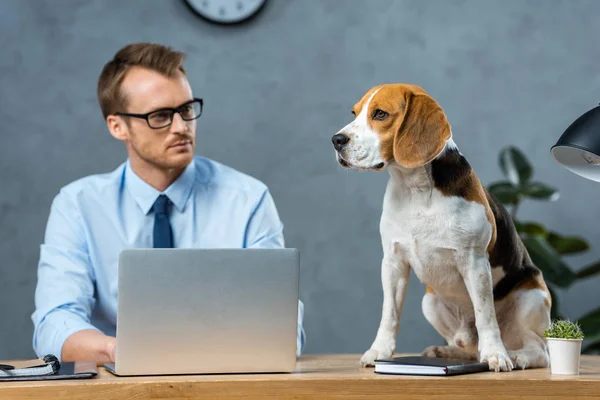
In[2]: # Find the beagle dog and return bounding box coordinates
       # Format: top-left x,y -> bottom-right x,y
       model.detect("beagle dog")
331,84 -> 551,372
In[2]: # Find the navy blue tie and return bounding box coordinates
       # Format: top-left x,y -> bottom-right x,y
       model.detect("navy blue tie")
153,194 -> 173,248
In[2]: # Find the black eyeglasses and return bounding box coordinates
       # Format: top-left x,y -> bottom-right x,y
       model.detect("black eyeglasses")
115,98 -> 203,129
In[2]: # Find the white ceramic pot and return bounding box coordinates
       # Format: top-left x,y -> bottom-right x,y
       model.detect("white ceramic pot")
547,338 -> 583,375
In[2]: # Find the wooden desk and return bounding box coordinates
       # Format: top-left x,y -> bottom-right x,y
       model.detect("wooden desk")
1,354 -> 600,399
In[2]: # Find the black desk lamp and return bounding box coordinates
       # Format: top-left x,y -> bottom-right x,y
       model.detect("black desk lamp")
552,105 -> 600,181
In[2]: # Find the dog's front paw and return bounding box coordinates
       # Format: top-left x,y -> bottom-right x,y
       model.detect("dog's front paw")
360,347 -> 393,368
480,346 -> 513,372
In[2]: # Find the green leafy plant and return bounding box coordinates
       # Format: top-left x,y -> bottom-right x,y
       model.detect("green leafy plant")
544,319 -> 585,340
487,146 -> 600,353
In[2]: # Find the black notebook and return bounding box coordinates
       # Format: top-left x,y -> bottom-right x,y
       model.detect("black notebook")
374,356 -> 490,376
0,355 -> 97,381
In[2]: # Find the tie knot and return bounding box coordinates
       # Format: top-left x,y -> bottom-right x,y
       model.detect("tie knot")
153,194 -> 170,215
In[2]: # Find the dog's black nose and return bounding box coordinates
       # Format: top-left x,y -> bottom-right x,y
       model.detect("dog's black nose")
332,134 -> 350,151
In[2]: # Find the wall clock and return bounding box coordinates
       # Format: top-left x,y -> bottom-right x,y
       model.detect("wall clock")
185,0 -> 267,25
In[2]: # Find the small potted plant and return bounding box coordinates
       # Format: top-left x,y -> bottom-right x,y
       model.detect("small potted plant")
544,319 -> 585,375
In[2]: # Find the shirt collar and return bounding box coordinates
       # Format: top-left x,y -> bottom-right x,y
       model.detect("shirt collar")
125,159 -> 196,215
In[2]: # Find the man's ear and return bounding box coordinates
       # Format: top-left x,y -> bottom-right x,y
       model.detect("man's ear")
106,115 -> 128,141
393,93 -> 451,168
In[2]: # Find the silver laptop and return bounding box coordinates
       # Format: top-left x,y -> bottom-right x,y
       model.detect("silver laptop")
104,248 -> 300,376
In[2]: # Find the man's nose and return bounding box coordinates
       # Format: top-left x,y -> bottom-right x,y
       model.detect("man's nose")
331,133 -> 350,151
170,112 -> 188,134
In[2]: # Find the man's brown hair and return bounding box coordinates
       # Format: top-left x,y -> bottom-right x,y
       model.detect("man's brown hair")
97,43 -> 186,118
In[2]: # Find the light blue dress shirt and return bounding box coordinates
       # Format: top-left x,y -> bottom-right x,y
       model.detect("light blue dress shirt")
32,156 -> 305,361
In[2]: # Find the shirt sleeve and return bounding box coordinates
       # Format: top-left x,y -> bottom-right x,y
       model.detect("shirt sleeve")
245,188 -> 306,357
31,190 -> 99,361
245,188 -> 285,249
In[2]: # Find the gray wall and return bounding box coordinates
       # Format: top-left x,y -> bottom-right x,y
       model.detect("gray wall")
1,0 -> 600,359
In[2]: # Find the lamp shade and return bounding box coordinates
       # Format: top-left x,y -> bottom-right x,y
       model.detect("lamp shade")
551,105 -> 600,182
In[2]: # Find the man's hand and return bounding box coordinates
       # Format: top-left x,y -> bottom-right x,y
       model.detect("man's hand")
62,330 -> 116,366
106,337 -> 117,364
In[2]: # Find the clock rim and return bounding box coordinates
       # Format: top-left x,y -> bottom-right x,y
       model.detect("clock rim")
183,0 -> 267,26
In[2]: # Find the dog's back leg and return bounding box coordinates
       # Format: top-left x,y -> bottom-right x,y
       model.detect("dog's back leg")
502,287 -> 551,369
507,332 -> 548,369
421,288 -> 478,360
422,345 -> 478,360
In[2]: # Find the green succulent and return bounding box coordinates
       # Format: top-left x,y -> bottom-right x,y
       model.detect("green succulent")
544,319 -> 585,340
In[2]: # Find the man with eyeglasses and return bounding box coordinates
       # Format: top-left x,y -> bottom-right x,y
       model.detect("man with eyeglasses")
31,43 -> 305,365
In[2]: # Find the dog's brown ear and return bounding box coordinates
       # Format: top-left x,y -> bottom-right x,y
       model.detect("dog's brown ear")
393,93 -> 451,168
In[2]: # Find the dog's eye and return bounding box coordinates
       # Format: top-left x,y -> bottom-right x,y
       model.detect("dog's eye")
373,109 -> 389,120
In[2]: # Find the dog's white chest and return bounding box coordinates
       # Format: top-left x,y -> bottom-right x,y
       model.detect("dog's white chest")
380,177 -> 492,297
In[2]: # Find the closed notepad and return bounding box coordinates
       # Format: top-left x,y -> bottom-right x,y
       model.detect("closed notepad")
374,356 -> 490,376
0,355 -> 59,378
0,355 -> 97,381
